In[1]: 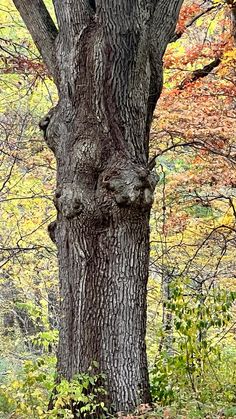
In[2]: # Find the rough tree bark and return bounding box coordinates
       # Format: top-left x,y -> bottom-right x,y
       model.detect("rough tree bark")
13,0 -> 184,415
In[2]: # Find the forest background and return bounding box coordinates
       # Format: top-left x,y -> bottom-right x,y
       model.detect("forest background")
0,0 -> 236,417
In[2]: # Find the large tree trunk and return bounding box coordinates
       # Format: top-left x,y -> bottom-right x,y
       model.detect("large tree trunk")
13,0 -> 184,415
46,95 -> 157,413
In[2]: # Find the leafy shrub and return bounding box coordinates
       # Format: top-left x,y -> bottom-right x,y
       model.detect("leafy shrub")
149,278 -> 236,415
0,352 -> 107,418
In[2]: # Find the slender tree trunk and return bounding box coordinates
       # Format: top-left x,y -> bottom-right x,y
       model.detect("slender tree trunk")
159,273 -> 174,356
13,0 -> 184,414
3,312 -> 14,335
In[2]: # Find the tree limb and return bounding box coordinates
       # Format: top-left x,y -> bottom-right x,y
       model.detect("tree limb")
146,0 -> 184,139
12,0 -> 58,83
152,0 -> 185,55
179,57 -> 221,89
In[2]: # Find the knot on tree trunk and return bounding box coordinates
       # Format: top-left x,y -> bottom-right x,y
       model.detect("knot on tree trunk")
102,161 -> 158,208
39,107 -> 58,152
39,103 -> 72,154
54,184 -> 84,219
48,220 -> 58,243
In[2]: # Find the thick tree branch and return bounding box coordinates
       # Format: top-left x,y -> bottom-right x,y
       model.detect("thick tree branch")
179,57 -> 221,89
146,0 -> 184,140
12,0 -> 58,83
152,0 -> 185,53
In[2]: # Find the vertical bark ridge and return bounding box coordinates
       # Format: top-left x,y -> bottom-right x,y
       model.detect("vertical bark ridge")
94,1 -> 153,163
53,0 -> 91,36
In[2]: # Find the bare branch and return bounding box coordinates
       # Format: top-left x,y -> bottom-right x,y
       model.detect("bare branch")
171,4 -> 220,43
12,0 -> 58,83
179,57 -> 221,89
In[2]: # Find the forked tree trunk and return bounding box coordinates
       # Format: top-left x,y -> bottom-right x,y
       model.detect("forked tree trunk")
13,0 -> 184,414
